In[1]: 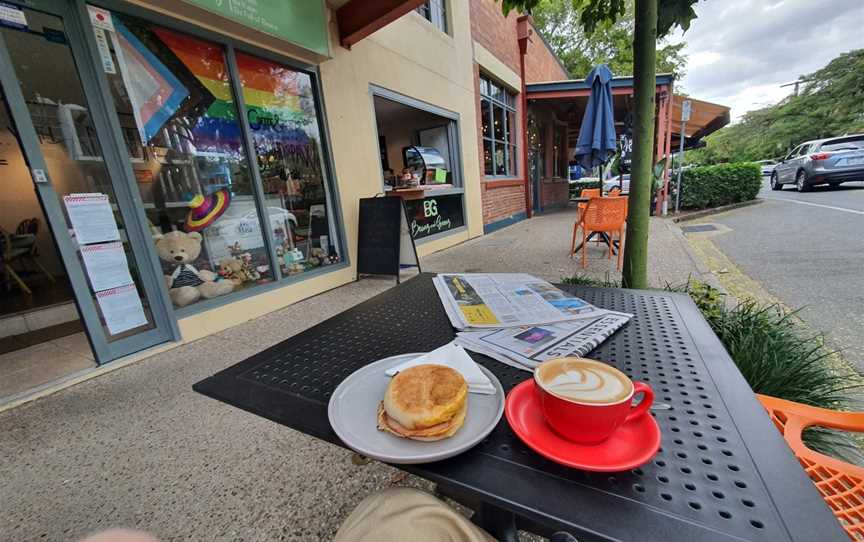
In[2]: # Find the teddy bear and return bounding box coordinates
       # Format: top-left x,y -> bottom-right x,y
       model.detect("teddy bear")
154,230 -> 234,307
218,257 -> 258,285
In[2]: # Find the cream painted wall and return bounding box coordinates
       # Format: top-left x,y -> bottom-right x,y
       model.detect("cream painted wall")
319,3 -> 484,264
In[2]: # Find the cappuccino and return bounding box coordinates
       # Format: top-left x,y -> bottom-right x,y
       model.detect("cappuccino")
535,358 -> 632,404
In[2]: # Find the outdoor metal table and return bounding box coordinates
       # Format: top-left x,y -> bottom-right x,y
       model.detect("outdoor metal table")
193,273 -> 844,542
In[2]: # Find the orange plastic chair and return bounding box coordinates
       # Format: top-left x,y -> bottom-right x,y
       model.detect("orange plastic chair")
573,188 -> 601,243
576,187 -> 601,213
757,394 -> 864,540
570,196 -> 627,269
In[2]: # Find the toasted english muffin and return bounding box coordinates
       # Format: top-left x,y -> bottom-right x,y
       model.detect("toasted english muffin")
377,400 -> 468,441
383,364 -> 468,430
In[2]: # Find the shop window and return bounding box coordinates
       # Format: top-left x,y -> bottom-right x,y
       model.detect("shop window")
100,12 -> 273,309
416,0 -> 447,33
235,52 -> 341,277
480,75 -> 517,177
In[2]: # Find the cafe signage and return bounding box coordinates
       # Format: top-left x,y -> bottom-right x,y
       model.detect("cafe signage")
184,0 -> 329,56
404,194 -> 464,239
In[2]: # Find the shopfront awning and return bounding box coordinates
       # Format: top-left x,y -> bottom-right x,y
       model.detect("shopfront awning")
670,95 -> 730,150
331,0 -> 427,48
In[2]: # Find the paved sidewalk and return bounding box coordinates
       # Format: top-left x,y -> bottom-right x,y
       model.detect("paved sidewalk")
423,208 -> 714,289
0,208 -> 707,541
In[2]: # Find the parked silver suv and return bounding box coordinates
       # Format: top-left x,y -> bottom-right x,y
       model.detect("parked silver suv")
770,135 -> 864,192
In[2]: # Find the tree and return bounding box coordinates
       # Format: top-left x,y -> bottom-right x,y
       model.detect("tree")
531,0 -> 687,78
501,0 -> 699,288
688,50 -> 864,166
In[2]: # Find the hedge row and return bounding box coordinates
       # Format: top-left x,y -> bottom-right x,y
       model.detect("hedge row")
569,180 -> 602,198
680,162 -> 761,210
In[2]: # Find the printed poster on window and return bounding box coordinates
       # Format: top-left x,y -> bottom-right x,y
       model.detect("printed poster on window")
95,284 -> 148,335
80,241 -> 134,292
63,193 -> 120,245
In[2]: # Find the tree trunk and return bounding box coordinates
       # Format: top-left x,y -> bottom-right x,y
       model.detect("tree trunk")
621,0 -> 657,289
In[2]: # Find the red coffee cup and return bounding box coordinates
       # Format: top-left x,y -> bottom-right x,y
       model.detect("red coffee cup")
533,357 -> 654,445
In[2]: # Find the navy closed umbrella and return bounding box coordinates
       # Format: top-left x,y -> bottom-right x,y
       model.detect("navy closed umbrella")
574,64 -> 616,170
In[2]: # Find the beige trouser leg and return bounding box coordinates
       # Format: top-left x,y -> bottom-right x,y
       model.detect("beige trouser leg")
334,488 -> 495,542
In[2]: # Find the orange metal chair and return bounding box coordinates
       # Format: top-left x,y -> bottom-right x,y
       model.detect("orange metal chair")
757,394 -> 864,540
570,196 -> 627,269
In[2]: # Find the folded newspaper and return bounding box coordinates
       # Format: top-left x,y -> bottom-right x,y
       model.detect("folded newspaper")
433,273 -> 632,372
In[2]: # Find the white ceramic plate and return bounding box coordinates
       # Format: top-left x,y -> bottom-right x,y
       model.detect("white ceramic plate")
328,353 -> 505,464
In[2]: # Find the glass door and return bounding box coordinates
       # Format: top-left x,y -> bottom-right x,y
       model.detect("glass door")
0,0 -> 176,363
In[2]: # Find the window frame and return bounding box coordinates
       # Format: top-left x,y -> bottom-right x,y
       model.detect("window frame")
369,84 -> 468,245
416,0 -> 448,34
480,74 -> 518,179
82,0 -> 349,318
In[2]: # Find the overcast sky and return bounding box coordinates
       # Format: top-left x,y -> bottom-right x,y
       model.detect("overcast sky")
668,0 -> 864,121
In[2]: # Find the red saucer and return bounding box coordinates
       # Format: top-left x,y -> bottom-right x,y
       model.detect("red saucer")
505,379 -> 661,472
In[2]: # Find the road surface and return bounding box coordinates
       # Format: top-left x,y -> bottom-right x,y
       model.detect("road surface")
707,179 -> 864,372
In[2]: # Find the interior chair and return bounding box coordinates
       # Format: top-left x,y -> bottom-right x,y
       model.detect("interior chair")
14,218 -> 54,284
757,394 -> 864,540
570,196 -> 627,270
1,226 -> 32,294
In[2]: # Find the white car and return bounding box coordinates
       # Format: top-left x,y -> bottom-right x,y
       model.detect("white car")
755,160 -> 778,177
602,174 -> 630,194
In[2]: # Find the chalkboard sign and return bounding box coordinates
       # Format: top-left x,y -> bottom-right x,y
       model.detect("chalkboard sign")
403,193 -> 465,239
357,196 -> 420,282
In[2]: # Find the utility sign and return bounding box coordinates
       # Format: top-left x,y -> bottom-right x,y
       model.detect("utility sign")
681,99 -> 692,122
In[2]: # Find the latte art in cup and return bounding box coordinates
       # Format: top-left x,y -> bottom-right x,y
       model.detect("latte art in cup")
535,358 -> 633,404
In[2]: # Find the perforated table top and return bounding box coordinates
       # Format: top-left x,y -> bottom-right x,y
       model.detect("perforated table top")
194,273 -> 844,542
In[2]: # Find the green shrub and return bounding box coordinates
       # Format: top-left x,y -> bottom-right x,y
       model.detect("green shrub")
668,280 -> 863,462
679,162 -> 761,210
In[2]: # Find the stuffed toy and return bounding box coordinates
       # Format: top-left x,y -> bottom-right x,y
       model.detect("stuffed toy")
155,231 -> 234,307
218,257 -> 257,285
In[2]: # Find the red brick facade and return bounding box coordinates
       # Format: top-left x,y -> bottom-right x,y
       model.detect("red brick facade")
524,26 -> 569,84
481,182 -> 526,224
469,0 -> 569,231
470,0 -> 521,74
540,179 -> 570,208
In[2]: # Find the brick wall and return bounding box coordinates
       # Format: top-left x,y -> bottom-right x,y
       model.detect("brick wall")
470,0 -> 569,228
540,179 -> 570,209
470,0 -> 521,74
482,182 -> 526,225
469,0 -> 568,83
524,26 -> 569,83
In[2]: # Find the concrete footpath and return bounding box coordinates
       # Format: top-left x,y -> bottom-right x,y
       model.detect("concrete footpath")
0,209 -> 707,542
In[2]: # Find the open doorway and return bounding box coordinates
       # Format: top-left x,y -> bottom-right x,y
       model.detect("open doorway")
372,92 -> 466,241
0,68 -> 94,401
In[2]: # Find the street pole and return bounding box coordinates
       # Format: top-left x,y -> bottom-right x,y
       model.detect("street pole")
674,120 -> 685,214
674,99 -> 691,214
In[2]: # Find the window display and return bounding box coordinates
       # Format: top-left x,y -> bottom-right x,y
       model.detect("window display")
235,52 -> 341,276
99,12 -> 274,307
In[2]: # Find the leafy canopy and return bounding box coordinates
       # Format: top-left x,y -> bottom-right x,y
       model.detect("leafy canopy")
688,50 -> 864,165
501,0 -> 699,37
531,0 -> 687,78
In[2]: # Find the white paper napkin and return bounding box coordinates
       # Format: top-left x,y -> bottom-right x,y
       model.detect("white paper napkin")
385,342 -> 496,395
